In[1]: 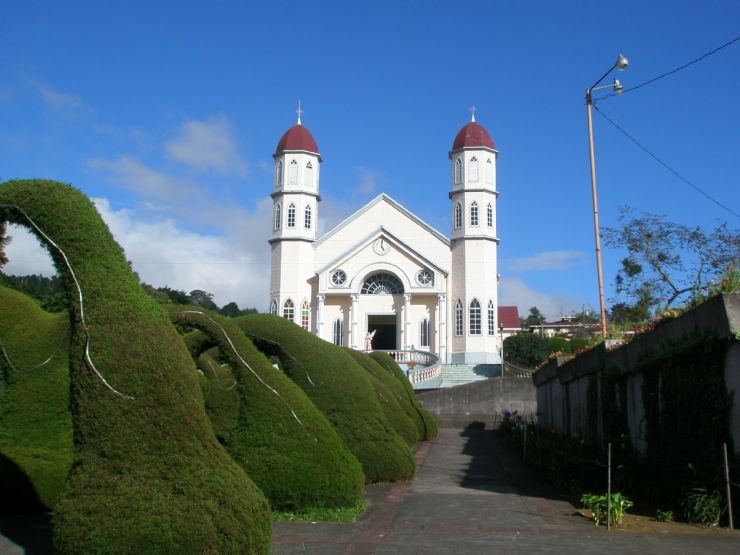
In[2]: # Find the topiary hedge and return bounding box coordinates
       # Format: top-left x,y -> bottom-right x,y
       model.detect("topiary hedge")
237,314 -> 415,482
170,307 -> 365,510
0,285 -> 73,511
197,347 -> 240,444
343,348 -> 419,446
0,179 -> 271,554
368,351 -> 437,440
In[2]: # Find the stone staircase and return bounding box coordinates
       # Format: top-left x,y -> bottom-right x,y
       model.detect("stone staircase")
438,363 -> 502,388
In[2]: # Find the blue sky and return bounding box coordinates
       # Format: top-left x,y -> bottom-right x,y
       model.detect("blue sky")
1,1 -> 738,317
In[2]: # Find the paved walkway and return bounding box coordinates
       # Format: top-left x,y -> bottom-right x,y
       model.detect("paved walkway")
272,427 -> 740,554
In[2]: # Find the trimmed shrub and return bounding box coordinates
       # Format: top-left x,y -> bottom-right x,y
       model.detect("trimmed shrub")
197,349 -> 240,443
548,336 -> 572,355
369,351 -> 437,440
170,307 -> 365,510
344,348 -> 419,446
237,314 -> 416,482
0,180 -> 271,554
0,286 -> 73,511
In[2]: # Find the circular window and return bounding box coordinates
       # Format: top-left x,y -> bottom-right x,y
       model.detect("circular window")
416,269 -> 434,287
330,270 -> 347,287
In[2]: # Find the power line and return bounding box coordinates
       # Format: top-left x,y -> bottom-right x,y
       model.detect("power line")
595,35 -> 740,101
593,105 -> 740,220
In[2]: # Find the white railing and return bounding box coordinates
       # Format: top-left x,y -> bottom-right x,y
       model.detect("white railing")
376,349 -> 442,385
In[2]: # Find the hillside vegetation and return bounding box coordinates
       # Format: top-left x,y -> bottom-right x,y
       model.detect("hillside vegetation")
237,314 -> 416,482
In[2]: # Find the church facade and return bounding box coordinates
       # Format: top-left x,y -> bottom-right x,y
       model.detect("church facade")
268,113 -> 501,365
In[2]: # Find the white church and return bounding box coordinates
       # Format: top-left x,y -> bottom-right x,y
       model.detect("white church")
268,110 -> 502,369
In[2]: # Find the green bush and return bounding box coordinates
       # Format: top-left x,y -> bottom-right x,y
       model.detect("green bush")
503,333 -> 549,368
237,314 -> 415,482
170,307 -> 365,510
682,488 -> 721,525
0,179 -> 271,554
197,348 -> 240,443
343,348 -> 419,446
547,336 -> 572,355
0,286 -> 73,511
368,351 -> 437,440
580,492 -> 633,526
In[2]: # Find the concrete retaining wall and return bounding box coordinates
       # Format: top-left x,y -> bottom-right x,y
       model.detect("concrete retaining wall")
533,293 -> 740,459
416,376 -> 536,429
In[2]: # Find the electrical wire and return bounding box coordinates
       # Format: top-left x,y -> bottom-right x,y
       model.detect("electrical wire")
595,35 -> 740,101
592,106 -> 740,220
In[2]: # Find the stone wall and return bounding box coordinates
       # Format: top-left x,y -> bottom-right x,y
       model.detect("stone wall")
533,293 -> 740,459
416,376 -> 536,428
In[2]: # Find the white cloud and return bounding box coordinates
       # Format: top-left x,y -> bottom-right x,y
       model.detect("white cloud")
504,250 -> 586,273
165,115 -> 246,175
88,156 -> 195,201
499,276 -> 583,322
34,82 -> 84,112
354,167 -> 378,195
3,224 -> 56,277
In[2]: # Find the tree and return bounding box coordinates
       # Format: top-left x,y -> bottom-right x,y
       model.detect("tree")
0,221 -> 10,269
503,333 -> 549,368
219,302 -> 259,317
603,208 -> 739,312
522,306 -> 546,328
187,289 -> 218,311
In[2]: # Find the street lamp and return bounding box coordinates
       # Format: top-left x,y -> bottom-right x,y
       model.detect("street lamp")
586,54 -> 628,339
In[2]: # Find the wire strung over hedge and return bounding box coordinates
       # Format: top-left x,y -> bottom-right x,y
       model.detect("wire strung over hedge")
237,314 -> 416,483
0,180 -> 272,554
170,308 -> 365,510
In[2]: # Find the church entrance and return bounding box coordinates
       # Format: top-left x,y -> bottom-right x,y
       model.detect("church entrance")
367,314 -> 397,350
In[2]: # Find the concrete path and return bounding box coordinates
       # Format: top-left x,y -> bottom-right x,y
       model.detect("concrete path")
272,427 -> 740,554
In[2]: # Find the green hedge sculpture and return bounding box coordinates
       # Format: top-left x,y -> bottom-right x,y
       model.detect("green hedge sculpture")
0,179 -> 271,554
170,307 -> 365,510
237,314 -> 415,482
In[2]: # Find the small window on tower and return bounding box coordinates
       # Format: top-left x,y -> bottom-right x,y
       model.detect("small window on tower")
470,201 -> 479,227
488,300 -> 496,335
454,158 -> 462,184
305,161 -> 313,188
287,203 -> 296,228
276,160 -> 283,188
288,159 -> 298,185
469,298 -> 481,336
270,299 -> 278,315
486,159 -> 494,184
469,157 -> 479,182
273,203 -> 281,230
454,202 -> 463,229
487,203 -> 493,227
455,299 -> 463,336
301,300 -> 310,331
304,205 -> 312,229
283,299 -> 295,321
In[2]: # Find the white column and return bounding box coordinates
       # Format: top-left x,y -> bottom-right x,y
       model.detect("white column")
403,293 -> 412,351
437,293 -> 447,363
350,293 -> 359,349
316,294 -> 325,339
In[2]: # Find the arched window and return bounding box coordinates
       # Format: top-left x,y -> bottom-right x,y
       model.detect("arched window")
305,161 -> 313,188
301,300 -> 310,331
360,273 -> 404,295
419,318 -> 430,347
469,299 -> 481,335
283,299 -> 294,321
332,318 -> 344,346
304,205 -> 312,229
486,159 -> 493,184
487,203 -> 493,227
470,201 -> 479,227
454,158 -> 462,184
273,203 -> 281,230
287,203 -> 296,228
275,160 -> 283,188
469,157 -> 479,182
455,299 -> 463,336
488,300 -> 495,335
270,298 -> 278,315
454,201 -> 463,229
288,159 -> 298,185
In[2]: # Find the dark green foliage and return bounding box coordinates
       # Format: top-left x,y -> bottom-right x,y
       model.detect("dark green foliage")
197,349 -> 240,443
0,180 -> 271,554
368,351 -> 437,440
343,348 -> 419,446
547,336 -> 571,354
237,314 -> 416,483
0,285 -> 73,511
220,301 -> 258,318
170,307 -> 365,510
503,333 -> 549,368
0,273 -> 64,307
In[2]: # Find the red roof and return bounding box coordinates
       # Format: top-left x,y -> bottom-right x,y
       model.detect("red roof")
452,121 -> 495,151
276,124 -> 320,155
497,306 -> 521,329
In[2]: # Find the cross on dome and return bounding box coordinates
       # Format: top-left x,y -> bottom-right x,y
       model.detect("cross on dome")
296,100 -> 303,125
469,105 -> 477,122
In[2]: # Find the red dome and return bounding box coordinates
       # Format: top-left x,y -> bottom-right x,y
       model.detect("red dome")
275,124 -> 320,155
452,121 -> 495,151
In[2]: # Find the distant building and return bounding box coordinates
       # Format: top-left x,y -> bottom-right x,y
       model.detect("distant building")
268,110 -> 502,365
528,316 -> 597,338
497,305 -> 521,344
